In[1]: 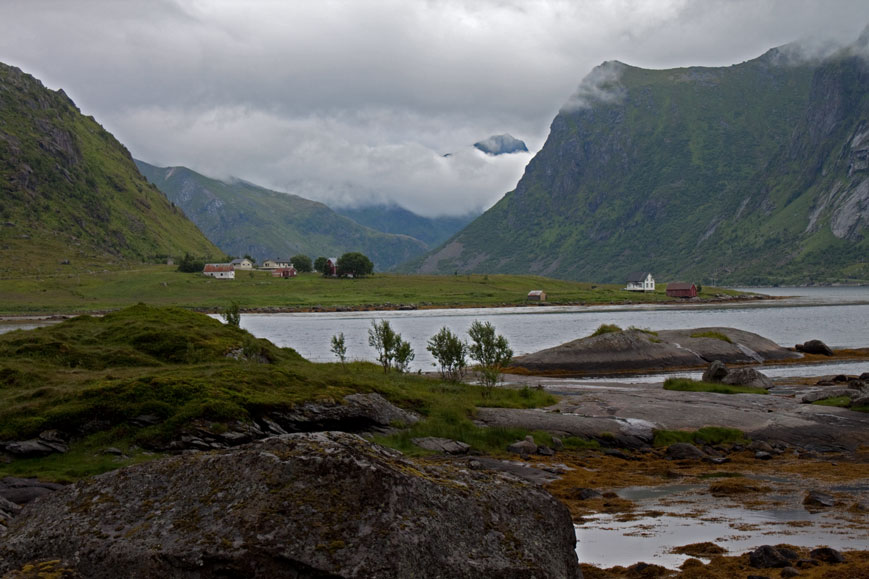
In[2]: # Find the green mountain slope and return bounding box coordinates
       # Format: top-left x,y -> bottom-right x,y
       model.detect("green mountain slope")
335,203 -> 477,248
412,38 -> 869,285
135,161 -> 427,270
0,62 -> 220,276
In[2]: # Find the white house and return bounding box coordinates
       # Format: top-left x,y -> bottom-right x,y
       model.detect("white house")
203,264 -> 235,279
230,258 -> 254,270
262,258 -> 292,270
625,272 -> 655,292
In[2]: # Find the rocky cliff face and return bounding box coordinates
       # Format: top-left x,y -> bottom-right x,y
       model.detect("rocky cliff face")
413,35 -> 869,285
0,432 -> 581,579
0,62 -> 219,275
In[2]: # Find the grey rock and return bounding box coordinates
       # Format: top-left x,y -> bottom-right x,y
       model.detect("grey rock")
850,395 -> 869,407
702,359 -> 728,382
803,489 -> 836,508
507,435 -> 538,456
537,446 -> 555,456
796,339 -> 834,356
755,451 -> 773,460
568,488 -> 602,500
0,477 -> 65,505
268,393 -> 419,433
801,388 -> 860,403
720,367 -> 773,389
551,437 -> 564,450
749,545 -> 796,568
809,547 -> 845,564
780,566 -> 800,577
666,443 -> 706,460
0,432 -> 580,578
412,437 -> 471,455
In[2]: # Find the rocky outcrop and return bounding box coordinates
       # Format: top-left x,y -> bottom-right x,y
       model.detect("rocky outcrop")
512,327 -> 798,375
702,362 -> 773,389
0,432 -> 581,579
1,430 -> 69,458
796,339 -> 834,356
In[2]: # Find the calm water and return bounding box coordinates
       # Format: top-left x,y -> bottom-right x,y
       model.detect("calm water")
238,286 -> 869,373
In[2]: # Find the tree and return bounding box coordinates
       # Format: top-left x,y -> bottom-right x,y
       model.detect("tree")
467,320 -> 513,394
337,252 -> 374,277
177,253 -> 205,273
330,332 -> 347,365
426,327 -> 467,381
314,256 -> 328,275
222,301 -> 241,328
292,254 -> 313,273
367,319 -> 413,373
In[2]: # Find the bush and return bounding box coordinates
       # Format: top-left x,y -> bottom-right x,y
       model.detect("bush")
467,320 -> 512,394
330,333 -> 347,365
368,320 -> 413,373
221,301 -> 241,328
426,327 -> 467,382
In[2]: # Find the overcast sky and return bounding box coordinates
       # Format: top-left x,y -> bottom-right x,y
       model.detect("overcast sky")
2,1 -> 868,216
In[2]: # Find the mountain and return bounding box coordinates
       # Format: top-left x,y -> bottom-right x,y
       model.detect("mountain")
334,203 -> 477,248
0,63 -> 219,275
135,161 -> 427,270
412,37 -> 869,285
473,134 -> 528,156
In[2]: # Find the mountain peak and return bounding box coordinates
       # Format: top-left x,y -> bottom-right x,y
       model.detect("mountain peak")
473,134 -> 528,156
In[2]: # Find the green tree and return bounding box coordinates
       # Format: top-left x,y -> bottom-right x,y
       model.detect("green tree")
367,319 -> 413,373
426,327 -> 467,381
314,256 -> 328,274
221,301 -> 241,328
291,254 -> 313,273
177,253 -> 205,273
337,252 -> 374,277
330,332 -> 347,365
467,320 -> 513,394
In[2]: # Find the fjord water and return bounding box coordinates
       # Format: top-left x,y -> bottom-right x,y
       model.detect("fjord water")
240,286 -> 869,374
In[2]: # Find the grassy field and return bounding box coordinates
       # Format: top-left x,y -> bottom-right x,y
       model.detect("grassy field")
0,266 -> 744,315
0,304 -> 558,481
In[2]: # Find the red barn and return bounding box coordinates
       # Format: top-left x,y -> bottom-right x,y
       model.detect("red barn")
666,282 -> 697,298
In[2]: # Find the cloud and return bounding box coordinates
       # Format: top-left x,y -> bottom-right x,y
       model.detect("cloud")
2,1 -> 869,216
561,61 -> 627,113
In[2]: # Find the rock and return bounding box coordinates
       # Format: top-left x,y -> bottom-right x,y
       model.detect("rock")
507,435 -> 538,456
780,566 -> 800,577
551,437 -> 564,450
411,437 -> 471,455
809,547 -> 845,564
795,339 -> 834,356
567,488 -> 603,500
0,432 -> 580,578
720,367 -> 773,389
2,430 -> 69,458
666,443 -> 706,460
704,456 -> 731,465
703,360 -> 728,382
0,477 -> 65,505
603,448 -> 633,460
801,388 -> 860,403
0,495 -> 21,534
749,545 -> 797,568
755,451 -> 773,460
860,372 -> 869,381
803,489 -> 836,508
267,393 -> 419,433
537,446 -> 555,456
749,441 -> 774,452
850,395 -> 869,407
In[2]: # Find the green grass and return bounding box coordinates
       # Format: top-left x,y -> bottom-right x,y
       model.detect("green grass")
590,323 -> 623,337
811,396 -> 851,407
689,331 -> 733,343
0,268 -> 729,315
0,304 -> 559,480
653,427 -> 748,447
663,377 -> 767,395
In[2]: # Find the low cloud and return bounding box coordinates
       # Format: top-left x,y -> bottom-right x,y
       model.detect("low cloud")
561,61 -> 627,113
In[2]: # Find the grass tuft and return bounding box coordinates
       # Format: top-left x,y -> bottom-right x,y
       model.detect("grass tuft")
663,377 -> 767,395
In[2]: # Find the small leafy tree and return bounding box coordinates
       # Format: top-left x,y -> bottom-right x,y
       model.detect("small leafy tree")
367,319 -> 413,373
292,254 -> 313,273
467,320 -> 512,395
427,327 -> 467,381
337,252 -> 374,277
314,256 -> 328,274
330,332 -> 347,365
177,253 -> 205,273
222,301 -> 241,327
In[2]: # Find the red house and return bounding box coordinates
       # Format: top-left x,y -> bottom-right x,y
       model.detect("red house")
666,282 -> 697,298
325,257 -> 338,277
272,266 -> 298,278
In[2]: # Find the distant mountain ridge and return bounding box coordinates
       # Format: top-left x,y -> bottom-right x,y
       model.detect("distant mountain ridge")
0,62 -> 219,275
135,161 -> 427,270
334,204 -> 477,248
410,35 -> 869,285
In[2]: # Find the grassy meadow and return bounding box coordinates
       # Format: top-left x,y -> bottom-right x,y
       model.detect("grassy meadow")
0,265 -> 742,315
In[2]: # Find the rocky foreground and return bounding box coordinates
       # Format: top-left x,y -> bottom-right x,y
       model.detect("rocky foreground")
0,432 -> 580,578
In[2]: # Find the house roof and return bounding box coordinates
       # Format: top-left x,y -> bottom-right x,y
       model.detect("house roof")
527,290 -> 545,296
626,271 -> 652,282
204,264 -> 234,272
666,282 -> 695,291
230,258 -> 249,265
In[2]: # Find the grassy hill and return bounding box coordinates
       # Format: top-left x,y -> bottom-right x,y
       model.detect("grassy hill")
0,62 -> 220,276
411,38 -> 869,285
135,161 -> 428,271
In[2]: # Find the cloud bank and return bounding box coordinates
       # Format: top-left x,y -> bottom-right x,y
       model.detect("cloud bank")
1,1 -> 868,216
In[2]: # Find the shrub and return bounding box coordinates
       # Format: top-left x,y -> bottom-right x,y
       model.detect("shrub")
330,333 -> 347,365
367,320 -> 413,373
221,301 -> 241,328
314,256 -> 328,274
467,320 -> 512,394
426,327 -> 467,382
337,252 -> 374,277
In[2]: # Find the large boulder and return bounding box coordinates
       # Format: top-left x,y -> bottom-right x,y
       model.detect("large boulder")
720,367 -> 774,389
796,339 -> 834,356
0,432 -> 581,579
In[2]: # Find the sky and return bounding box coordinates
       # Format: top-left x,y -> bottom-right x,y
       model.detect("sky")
2,1 -> 868,217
